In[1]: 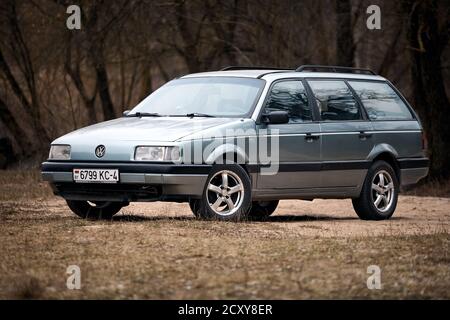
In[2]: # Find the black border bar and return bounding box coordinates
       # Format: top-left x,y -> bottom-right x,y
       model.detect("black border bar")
0,300 -> 446,318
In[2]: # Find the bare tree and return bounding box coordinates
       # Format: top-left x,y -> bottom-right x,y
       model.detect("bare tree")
0,0 -> 448,173
61,0 -> 138,120
0,0 -> 50,154
64,33 -> 98,124
403,0 -> 450,179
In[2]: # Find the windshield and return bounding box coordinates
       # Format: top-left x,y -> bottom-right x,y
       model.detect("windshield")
129,77 -> 265,117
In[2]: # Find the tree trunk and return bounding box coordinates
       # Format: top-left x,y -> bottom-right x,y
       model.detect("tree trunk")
404,0 -> 450,179
86,34 -> 115,120
0,96 -> 32,157
336,0 -> 354,66
0,49 -> 48,151
84,2 -> 116,121
94,60 -> 116,120
139,60 -> 153,102
64,39 -> 98,125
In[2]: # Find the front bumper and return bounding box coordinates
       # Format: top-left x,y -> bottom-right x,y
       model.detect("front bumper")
41,161 -> 210,201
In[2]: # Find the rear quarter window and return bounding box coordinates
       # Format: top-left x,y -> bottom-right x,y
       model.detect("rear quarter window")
348,81 -> 414,120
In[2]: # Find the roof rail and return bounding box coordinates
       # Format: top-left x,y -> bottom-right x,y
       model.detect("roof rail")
296,65 -> 376,75
221,66 -> 293,71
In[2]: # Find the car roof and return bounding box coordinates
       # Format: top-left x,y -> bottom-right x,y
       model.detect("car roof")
181,69 -> 387,81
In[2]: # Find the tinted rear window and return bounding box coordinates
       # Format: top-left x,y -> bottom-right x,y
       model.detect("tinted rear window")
348,81 -> 413,120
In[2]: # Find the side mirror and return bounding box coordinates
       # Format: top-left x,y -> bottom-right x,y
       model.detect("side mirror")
262,111 -> 289,124
122,110 -> 131,117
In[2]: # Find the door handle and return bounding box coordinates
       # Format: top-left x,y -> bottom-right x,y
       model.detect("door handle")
358,131 -> 373,140
305,133 -> 320,142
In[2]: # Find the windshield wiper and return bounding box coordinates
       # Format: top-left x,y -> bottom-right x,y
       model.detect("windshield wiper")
126,112 -> 162,117
185,112 -> 215,118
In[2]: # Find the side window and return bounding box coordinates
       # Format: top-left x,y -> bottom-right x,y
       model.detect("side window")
348,81 -> 414,120
308,80 -> 362,121
265,81 -> 311,123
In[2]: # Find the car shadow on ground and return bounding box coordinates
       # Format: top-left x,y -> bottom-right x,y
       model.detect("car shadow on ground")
110,214 -> 404,223
265,215 -> 405,222
266,215 -> 359,222
113,215 -> 194,222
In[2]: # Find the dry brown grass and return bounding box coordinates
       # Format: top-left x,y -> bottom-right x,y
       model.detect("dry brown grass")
0,170 -> 53,201
403,178 -> 450,198
0,170 -> 449,299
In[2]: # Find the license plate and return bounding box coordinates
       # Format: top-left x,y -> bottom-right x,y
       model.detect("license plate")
73,169 -> 119,183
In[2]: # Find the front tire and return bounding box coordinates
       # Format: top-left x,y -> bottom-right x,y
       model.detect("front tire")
352,160 -> 399,220
198,164 -> 252,221
66,200 -> 123,220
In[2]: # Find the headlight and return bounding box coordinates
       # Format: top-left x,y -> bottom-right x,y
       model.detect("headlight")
49,145 -> 71,160
134,146 -> 181,161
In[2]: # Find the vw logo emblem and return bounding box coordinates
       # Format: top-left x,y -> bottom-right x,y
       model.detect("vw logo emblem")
95,145 -> 106,158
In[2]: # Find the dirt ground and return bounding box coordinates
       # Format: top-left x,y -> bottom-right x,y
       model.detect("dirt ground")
0,170 -> 449,299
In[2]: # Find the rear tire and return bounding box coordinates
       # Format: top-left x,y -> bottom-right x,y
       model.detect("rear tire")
248,200 -> 279,220
198,164 -> 252,221
66,200 -> 123,220
352,160 -> 399,220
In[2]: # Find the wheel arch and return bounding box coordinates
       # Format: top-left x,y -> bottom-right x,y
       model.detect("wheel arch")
368,144 -> 401,182
204,144 -> 251,177
205,143 -> 247,164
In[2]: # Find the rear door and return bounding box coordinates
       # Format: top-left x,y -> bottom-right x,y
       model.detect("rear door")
307,79 -> 374,188
256,79 -> 321,189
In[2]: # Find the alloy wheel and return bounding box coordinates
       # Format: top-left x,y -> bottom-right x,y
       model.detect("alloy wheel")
371,170 -> 395,213
206,170 -> 244,216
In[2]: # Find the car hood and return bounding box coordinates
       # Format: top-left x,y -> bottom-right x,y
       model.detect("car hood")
53,116 -> 234,144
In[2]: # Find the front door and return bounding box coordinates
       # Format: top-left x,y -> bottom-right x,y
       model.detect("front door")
257,80 -> 321,189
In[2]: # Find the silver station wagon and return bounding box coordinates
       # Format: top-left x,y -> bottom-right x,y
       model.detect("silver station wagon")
42,65 -> 429,221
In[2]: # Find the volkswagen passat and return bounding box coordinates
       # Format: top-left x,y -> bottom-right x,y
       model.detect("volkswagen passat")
42,65 -> 429,221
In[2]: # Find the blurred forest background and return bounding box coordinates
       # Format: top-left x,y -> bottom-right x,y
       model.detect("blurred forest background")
0,0 -> 449,179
